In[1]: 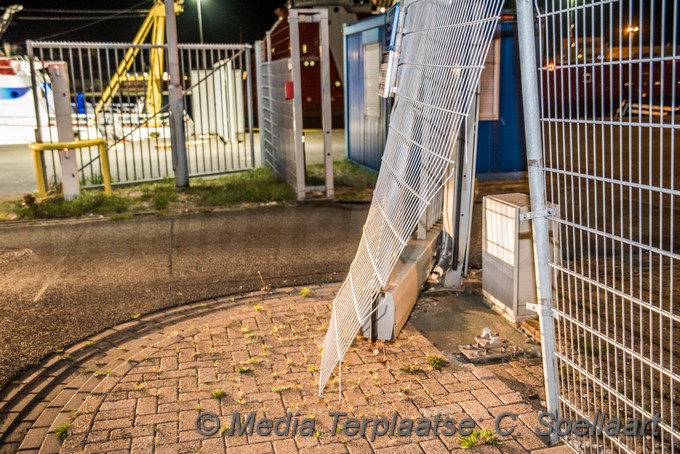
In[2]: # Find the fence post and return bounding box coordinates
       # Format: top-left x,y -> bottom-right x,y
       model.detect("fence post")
254,41 -> 265,167
318,9 -> 334,199
48,62 -> 80,200
245,46 -> 255,167
288,10 -> 307,201
516,0 -> 560,444
27,42 -> 48,192
164,0 -> 189,187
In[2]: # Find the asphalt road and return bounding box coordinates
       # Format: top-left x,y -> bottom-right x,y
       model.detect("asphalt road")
0,203 -> 369,390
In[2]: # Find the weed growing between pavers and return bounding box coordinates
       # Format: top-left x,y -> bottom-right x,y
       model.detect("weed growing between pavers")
54,410 -> 78,442
272,385 -> 292,393
54,421 -> 70,441
400,364 -> 423,374
458,428 -> 500,449
211,389 -> 227,399
426,354 -> 449,370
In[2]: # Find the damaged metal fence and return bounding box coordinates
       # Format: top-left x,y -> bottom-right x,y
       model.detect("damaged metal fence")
318,0 -> 504,395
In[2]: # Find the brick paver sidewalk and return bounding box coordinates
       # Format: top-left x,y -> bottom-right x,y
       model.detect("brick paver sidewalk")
0,284 -> 571,453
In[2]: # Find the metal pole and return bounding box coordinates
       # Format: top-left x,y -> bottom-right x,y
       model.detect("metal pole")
165,0 -> 189,187
254,41 -> 265,167
27,42 -> 49,191
197,0 -> 204,44
318,9 -> 334,199
245,47 -> 255,167
516,0 -> 559,445
288,10 -> 306,200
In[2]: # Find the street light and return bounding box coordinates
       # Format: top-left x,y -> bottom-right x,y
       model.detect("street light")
197,0 -> 204,43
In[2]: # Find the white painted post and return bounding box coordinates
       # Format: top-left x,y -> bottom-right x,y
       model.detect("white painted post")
288,10 -> 307,201
318,9 -> 334,199
47,62 -> 80,200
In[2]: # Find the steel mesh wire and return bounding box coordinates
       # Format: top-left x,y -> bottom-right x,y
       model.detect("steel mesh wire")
537,0 -> 679,451
260,58 -> 299,188
318,0 -> 504,395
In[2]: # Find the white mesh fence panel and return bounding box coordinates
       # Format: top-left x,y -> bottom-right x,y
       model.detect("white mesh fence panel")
318,0 -> 504,395
260,58 -> 299,189
538,0 -> 680,451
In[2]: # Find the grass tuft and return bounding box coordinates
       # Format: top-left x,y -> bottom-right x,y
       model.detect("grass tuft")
54,421 -> 71,441
425,354 -> 449,371
211,389 -> 227,399
4,168 -> 295,221
272,385 -> 292,393
188,168 -> 295,206
399,364 -> 422,374
14,192 -> 130,219
459,429 -> 500,448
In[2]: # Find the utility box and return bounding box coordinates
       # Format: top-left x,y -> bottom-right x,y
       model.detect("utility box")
482,193 -> 558,324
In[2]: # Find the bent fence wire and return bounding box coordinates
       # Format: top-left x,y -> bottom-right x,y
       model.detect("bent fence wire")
538,0 -> 679,452
318,0 -> 504,395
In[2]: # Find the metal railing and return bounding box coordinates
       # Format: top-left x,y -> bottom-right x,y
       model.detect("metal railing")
27,41 -> 256,188
528,0 -> 680,451
318,0 -> 504,395
30,138 -> 112,197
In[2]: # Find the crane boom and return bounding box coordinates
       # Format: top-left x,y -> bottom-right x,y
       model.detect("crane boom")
95,1 -> 183,117
0,5 -> 23,40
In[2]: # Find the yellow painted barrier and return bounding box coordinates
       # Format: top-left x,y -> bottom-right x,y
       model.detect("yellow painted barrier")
29,138 -> 112,198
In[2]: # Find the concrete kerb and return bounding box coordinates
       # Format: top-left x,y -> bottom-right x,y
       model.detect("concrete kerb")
0,284 -> 565,453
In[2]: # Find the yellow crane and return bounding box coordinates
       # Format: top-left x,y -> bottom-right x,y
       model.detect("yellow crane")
95,0 -> 183,119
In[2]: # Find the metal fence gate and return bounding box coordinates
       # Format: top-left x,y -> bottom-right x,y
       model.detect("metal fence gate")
255,9 -> 334,201
255,45 -> 303,199
27,41 -> 255,188
525,0 -> 680,451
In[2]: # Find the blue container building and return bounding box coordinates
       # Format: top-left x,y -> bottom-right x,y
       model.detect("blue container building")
344,13 -> 527,180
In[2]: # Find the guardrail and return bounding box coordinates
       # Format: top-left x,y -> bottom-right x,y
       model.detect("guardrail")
30,138 -> 112,197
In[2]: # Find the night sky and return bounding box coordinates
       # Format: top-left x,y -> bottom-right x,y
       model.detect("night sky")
2,0 -> 286,49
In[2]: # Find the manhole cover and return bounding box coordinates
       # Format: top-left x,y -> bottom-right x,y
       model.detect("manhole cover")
0,248 -> 32,265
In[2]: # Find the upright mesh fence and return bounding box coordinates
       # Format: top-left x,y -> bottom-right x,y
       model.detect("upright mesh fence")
319,0 -> 504,395
27,42 -> 255,187
259,57 -> 299,191
538,0 -> 679,451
